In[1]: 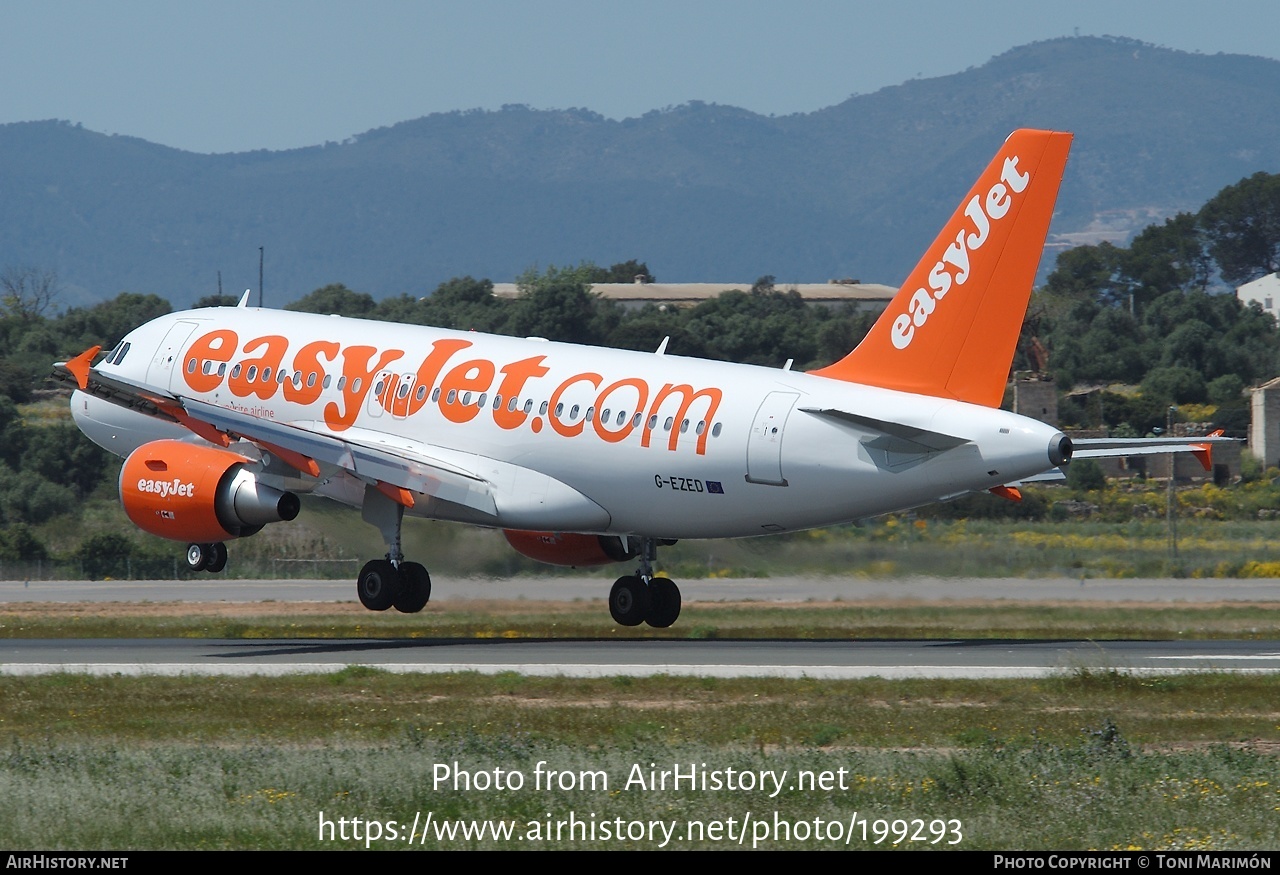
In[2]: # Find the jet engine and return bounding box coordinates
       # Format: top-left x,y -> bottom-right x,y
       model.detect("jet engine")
120,440 -> 300,542
502,530 -> 637,567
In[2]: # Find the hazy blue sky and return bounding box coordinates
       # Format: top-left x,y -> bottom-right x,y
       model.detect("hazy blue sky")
3,0 -> 1278,154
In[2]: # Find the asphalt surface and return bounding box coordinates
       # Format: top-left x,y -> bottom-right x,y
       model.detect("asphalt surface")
2,635 -> 1279,679
3,576 -> 1280,678
5,575 -> 1280,603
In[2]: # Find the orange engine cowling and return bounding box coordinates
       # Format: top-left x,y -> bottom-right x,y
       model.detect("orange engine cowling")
120,440 -> 300,542
502,530 -> 637,567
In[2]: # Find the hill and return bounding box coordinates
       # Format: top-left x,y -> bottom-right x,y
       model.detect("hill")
2,36 -> 1280,306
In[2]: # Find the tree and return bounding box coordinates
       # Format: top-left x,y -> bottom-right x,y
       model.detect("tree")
75,533 -> 136,580
510,265 -> 602,344
1066,458 -> 1106,491
284,284 -> 376,318
0,265 -> 59,320
53,293 -> 172,351
191,294 -> 240,308
0,523 -> 48,561
1043,243 -> 1125,304
587,260 -> 655,284
409,276 -> 508,332
1198,171 -> 1280,285
1120,213 -> 1211,301
0,398 -> 26,468
1141,366 -> 1207,405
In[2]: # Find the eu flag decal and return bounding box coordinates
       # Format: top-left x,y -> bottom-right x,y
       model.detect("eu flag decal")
706,481 -> 724,494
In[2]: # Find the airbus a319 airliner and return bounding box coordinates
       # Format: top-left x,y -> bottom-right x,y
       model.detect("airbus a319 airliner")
55,129 -> 1223,627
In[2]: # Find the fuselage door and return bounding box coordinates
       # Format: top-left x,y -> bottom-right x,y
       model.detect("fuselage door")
391,373 -> 416,419
367,371 -> 394,418
148,320 -> 199,391
746,391 -> 799,486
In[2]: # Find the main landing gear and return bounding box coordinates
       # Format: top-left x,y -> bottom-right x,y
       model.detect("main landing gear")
355,484 -> 432,614
357,558 -> 431,613
185,541 -> 227,573
609,537 -> 681,628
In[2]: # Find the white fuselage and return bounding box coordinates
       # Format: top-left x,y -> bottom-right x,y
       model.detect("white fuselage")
73,307 -> 1065,539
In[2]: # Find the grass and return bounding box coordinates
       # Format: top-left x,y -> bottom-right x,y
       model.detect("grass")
16,486 -> 1280,583
0,671 -> 1278,849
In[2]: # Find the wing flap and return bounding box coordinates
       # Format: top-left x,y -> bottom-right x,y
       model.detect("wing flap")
180,401 -> 498,515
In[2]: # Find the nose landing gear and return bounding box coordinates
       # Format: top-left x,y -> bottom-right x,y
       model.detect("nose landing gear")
185,541 -> 228,574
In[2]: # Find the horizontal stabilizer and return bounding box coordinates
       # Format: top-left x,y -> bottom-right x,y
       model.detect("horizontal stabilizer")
800,407 -> 969,453
1072,433 -> 1235,472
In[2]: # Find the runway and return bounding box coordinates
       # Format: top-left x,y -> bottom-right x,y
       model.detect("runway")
3,637 -> 1280,679
4,576 -> 1280,679
5,575 -> 1280,603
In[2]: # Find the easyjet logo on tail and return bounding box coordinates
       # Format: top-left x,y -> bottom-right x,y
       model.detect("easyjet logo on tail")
890,155 -> 1030,350
807,128 -> 1072,408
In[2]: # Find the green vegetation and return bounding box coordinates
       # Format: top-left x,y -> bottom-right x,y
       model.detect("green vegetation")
2,161 -> 1280,576
0,672 -> 1278,849
1038,181 -> 1280,434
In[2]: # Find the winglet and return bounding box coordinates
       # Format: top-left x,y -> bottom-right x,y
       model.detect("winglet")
237,289 -> 252,308
809,129 -> 1073,408
1191,429 -> 1224,472
64,345 -> 101,390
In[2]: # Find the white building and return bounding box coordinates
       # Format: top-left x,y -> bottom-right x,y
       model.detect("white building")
1237,273 -> 1280,320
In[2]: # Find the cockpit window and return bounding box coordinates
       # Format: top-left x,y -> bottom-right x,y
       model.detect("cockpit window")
112,342 -> 131,365
103,342 -> 123,365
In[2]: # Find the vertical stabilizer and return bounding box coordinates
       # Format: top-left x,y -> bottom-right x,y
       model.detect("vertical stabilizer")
809,129 -> 1072,407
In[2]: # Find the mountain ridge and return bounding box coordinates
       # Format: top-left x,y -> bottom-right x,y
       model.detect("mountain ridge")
2,36 -> 1279,306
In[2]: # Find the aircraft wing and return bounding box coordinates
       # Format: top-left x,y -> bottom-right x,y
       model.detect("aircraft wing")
54,349 -> 181,418
179,399 -> 497,516
54,351 -> 496,513
53,351 -> 612,528
994,432 -> 1239,494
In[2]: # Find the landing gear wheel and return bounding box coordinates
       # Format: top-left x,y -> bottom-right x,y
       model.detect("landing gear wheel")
357,559 -> 401,611
645,577 -> 681,628
394,561 -> 431,613
204,542 -> 228,574
185,543 -> 208,572
609,575 -> 651,627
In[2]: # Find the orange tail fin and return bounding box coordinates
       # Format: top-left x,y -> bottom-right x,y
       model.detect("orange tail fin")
809,129 -> 1072,407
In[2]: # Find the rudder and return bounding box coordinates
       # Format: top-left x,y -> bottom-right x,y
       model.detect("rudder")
809,129 -> 1073,407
